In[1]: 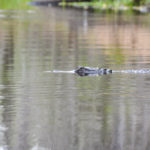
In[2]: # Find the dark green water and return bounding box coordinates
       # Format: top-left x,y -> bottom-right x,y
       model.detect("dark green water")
0,6 -> 150,150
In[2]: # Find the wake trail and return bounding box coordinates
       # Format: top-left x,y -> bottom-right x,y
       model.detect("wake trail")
44,70 -> 75,74
113,69 -> 150,74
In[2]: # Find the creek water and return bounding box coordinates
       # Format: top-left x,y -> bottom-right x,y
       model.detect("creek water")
0,6 -> 150,150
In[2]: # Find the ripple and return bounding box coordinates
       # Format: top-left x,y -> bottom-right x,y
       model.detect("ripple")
0,146 -> 8,150
114,69 -> 150,74
0,125 -> 7,132
44,70 -> 75,74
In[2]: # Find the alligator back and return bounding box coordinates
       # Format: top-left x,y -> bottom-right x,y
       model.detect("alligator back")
75,67 -> 112,76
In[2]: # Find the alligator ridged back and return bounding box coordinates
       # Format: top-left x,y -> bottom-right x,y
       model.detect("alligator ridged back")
75,67 -> 112,76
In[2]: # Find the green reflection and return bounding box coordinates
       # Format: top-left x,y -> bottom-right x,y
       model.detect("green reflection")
0,0 -> 32,10
106,48 -> 125,64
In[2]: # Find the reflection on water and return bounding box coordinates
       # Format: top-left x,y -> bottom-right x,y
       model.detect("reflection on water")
0,7 -> 150,150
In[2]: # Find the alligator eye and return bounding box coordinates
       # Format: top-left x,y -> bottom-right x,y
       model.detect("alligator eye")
103,69 -> 107,74
109,70 -> 112,73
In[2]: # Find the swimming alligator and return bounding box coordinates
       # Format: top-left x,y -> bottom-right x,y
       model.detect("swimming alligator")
45,67 -> 150,76
75,66 -> 112,76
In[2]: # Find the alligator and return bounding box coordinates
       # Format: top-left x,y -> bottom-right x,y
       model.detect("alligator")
45,67 -> 150,76
75,66 -> 112,76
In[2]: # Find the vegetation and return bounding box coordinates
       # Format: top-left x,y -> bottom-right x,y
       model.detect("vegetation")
1,0 -> 150,11
61,0 -> 150,12
0,0 -> 32,9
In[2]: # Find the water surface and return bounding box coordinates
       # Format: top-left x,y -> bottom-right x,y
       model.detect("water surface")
0,6 -> 150,150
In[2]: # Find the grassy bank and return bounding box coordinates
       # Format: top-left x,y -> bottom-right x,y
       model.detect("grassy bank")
61,0 -> 150,12
0,0 -> 32,9
1,0 -> 150,11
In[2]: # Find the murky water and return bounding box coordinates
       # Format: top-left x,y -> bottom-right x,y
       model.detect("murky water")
0,6 -> 150,150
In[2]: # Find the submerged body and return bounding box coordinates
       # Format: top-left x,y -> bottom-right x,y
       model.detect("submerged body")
75,66 -> 112,76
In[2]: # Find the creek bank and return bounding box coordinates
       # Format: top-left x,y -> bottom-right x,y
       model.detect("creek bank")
59,2 -> 150,13
30,1 -> 150,13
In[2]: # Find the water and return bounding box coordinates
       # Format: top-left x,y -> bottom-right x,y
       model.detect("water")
0,6 -> 150,150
